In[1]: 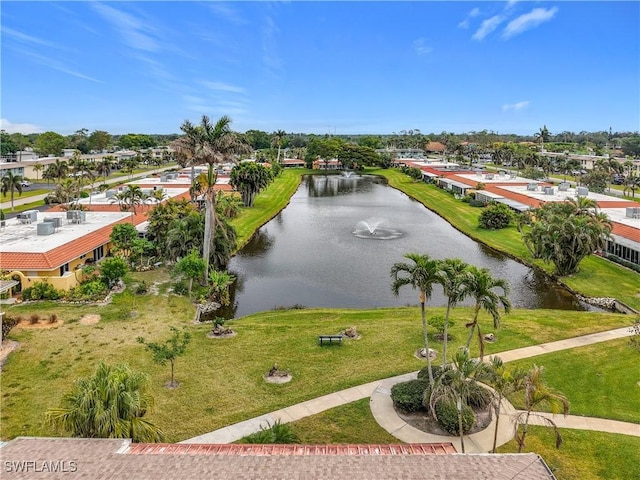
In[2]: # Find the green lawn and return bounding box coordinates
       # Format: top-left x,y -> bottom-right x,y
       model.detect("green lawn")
0,286 -> 631,442
506,338 -> 640,423
370,168 -> 640,310
497,427 -> 640,480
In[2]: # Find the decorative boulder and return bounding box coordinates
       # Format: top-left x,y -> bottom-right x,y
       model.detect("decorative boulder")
344,326 -> 358,338
417,348 -> 438,360
484,333 -> 496,342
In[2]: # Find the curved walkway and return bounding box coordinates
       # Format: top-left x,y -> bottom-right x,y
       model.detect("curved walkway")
181,326 -> 639,450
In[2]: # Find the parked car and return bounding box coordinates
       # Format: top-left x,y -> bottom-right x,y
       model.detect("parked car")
19,181 -> 32,187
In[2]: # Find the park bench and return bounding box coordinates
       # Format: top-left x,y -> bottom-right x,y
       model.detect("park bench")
318,334 -> 343,346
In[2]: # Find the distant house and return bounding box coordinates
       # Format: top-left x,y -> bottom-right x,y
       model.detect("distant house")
312,158 -> 342,170
425,142 -> 446,153
282,158 -> 305,168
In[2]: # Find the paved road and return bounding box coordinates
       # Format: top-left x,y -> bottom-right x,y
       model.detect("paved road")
180,326 -> 639,453
1,166 -> 177,214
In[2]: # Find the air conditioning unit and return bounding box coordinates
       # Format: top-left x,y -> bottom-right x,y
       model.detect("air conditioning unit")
543,187 -> 555,195
625,207 -> 640,219
526,183 -> 538,191
160,175 -> 167,182
106,190 -> 116,198
558,182 -> 570,191
576,186 -> 589,197
43,217 -> 62,229
17,210 -> 38,224
485,174 -> 494,180
67,210 -> 86,224
37,222 -> 55,236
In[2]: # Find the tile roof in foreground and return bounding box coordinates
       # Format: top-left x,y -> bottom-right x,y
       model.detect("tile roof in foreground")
0,437 -> 556,480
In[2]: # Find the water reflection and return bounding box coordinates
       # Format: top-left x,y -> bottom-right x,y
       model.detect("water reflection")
221,175 -> 596,318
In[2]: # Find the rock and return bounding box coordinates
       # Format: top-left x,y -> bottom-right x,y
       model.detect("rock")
484,333 -> 495,342
417,348 -> 437,359
344,326 -> 358,338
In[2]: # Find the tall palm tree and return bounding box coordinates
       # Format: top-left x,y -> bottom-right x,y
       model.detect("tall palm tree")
46,362 -> 164,443
428,349 -> 492,453
534,125 -> 550,150
1,172 -> 24,211
272,129 -> 286,164
437,258 -> 470,366
391,253 -> 441,387
96,157 -> 113,183
514,365 -> 569,453
463,266 -> 511,360
179,115 -> 251,282
487,356 -> 526,453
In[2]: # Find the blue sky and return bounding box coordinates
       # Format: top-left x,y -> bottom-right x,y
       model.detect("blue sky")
1,1 -> 638,136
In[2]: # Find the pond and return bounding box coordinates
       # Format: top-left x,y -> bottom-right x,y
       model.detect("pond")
220,174 -> 593,318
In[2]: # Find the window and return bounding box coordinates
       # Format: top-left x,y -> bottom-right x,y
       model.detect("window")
59,263 -> 70,276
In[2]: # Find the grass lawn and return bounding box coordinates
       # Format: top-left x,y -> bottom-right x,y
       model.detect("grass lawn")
1,199 -> 46,215
231,169 -> 306,249
288,398 -> 400,444
497,427 -> 640,480
0,284 -> 632,442
286,402 -> 640,480
506,338 -> 640,423
370,168 -> 640,311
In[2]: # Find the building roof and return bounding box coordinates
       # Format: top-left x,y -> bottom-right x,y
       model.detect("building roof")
425,141 -> 446,152
0,438 -> 556,480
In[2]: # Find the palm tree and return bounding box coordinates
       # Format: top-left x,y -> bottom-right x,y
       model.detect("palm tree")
437,258 -> 470,367
534,125 -> 550,150
1,172 -> 24,211
33,162 -> 43,182
429,349 -> 492,453
45,362 -> 164,443
272,129 -> 286,164
179,115 -> 251,282
391,253 -> 441,387
96,157 -> 113,183
110,185 -> 150,223
463,266 -> 511,361
49,159 -> 69,184
514,365 -> 569,453
487,356 -> 526,453
229,162 -> 272,207
209,269 -> 235,306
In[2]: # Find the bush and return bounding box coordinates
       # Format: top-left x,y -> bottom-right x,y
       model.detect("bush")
21,282 -> 62,301
1,316 -> 20,341
478,203 -> 513,229
29,313 -> 40,325
48,313 -> 58,324
469,199 -> 487,207
417,364 -> 444,382
172,280 -> 189,296
135,281 -> 149,295
435,399 -> 475,435
391,379 -> 429,413
428,315 -> 455,340
68,279 -> 109,301
241,420 -> 299,444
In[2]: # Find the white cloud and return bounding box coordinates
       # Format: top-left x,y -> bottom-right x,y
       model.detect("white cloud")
458,7 -> 480,29
1,26 -> 63,50
472,15 -> 505,41
208,3 -> 247,26
503,7 -> 559,39
502,101 -> 530,111
92,3 -> 158,52
201,81 -> 246,94
413,38 -> 433,55
10,46 -> 102,83
1,119 -> 41,134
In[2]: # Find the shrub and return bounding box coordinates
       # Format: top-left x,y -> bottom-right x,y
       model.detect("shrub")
428,315 -> 455,340
48,313 -> 58,324
478,203 -> 513,230
135,281 -> 149,295
1,316 -> 19,341
68,279 -> 109,301
390,379 -> 429,413
29,313 -> 40,325
417,365 -> 444,382
469,199 -> 487,207
172,280 -> 189,296
435,399 -> 475,435
22,282 -> 62,301
241,420 -> 299,444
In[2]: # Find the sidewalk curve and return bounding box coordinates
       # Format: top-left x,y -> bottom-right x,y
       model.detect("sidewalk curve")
181,326 -> 637,449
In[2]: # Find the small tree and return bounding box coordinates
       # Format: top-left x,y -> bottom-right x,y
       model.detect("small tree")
137,327 -> 191,388
478,203 -> 514,230
110,223 -> 139,259
174,249 -> 206,298
100,256 -> 129,288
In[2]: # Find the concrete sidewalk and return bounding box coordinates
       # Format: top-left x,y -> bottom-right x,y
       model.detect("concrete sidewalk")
181,326 -> 637,451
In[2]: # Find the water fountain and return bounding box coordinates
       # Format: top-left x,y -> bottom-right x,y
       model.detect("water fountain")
341,171 -> 358,179
352,218 -> 403,240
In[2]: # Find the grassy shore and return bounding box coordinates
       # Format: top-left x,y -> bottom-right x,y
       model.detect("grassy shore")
370,168 -> 640,310
1,284 -> 631,442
